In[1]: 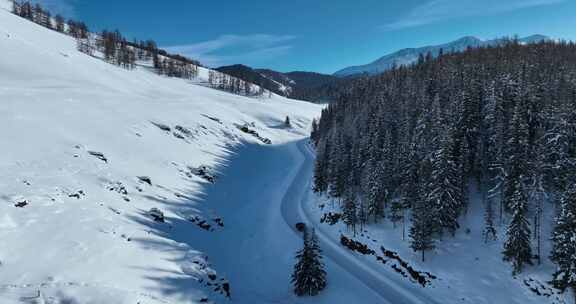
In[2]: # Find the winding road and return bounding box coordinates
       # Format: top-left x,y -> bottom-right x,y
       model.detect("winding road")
194,138 -> 437,303
280,139 -> 438,304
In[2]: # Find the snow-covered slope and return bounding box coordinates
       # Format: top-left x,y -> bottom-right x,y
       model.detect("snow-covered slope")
0,4 -> 329,303
304,185 -> 566,304
334,35 -> 551,77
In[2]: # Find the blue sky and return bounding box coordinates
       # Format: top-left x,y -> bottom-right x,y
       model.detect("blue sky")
37,0 -> 576,74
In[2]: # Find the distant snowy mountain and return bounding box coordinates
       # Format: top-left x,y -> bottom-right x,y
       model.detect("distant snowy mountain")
334,35 -> 551,77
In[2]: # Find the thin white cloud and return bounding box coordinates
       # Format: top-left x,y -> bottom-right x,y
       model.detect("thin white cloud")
164,34 -> 296,67
382,0 -> 566,30
34,0 -> 77,17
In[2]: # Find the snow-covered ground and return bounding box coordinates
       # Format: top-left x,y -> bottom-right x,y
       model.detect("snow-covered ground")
0,3 -> 356,303
0,2 -> 412,303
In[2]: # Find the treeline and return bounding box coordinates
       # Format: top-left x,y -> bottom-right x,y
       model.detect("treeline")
208,70 -> 271,97
311,40 -> 576,294
10,0 -> 273,97
289,76 -> 350,103
12,0 -> 88,38
216,65 -> 287,97
11,0 -> 198,75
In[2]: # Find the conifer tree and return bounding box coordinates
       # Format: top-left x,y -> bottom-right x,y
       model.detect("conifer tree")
292,229 -> 327,296
389,200 -> 404,229
313,139 -> 329,193
427,132 -> 462,236
501,103 -> 532,274
342,193 -> 358,236
503,104 -> 528,211
54,14 -> 65,32
550,183 -> 576,296
502,186 -> 533,275
328,133 -> 348,198
311,119 -> 319,144
483,198 -> 498,243
363,160 -> 386,223
410,198 -> 435,262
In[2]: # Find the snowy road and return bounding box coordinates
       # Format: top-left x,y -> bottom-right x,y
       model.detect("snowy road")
188,139 -> 382,303
163,136 -> 438,303
280,140 -> 438,304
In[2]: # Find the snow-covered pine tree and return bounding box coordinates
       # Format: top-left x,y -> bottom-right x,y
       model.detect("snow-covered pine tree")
545,98 -> 576,193
427,131 -> 462,236
357,199 -> 368,231
410,197 -> 435,262
363,159 -> 386,223
503,101 -> 529,212
342,193 -> 358,236
483,198 -> 497,243
527,158 -> 546,265
292,229 -> 327,296
401,139 -> 421,211
550,182 -> 576,296
328,132 -> 348,198
501,103 -> 533,274
502,185 -> 533,275
313,138 -> 329,193
481,84 -> 500,243
311,118 -> 319,144
389,200 -> 404,229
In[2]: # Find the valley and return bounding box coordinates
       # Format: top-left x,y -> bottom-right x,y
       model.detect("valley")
2,0 -> 576,303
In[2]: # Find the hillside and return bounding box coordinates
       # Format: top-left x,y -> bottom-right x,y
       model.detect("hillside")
334,35 -> 550,77
0,3 -> 337,303
215,64 -> 292,97
215,64 -> 341,103
257,70 -> 339,90
312,40 -> 576,303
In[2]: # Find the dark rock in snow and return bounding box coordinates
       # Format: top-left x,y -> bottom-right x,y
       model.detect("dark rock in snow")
151,121 -> 171,132
14,200 -> 28,208
68,190 -> 85,199
88,151 -> 107,163
237,124 -> 272,145
189,166 -> 216,183
148,208 -> 165,222
137,176 -> 152,186
202,114 -> 222,124
108,182 -> 128,195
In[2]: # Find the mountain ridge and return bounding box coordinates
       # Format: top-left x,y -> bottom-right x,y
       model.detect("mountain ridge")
334,35 -> 551,77
216,64 -> 340,102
